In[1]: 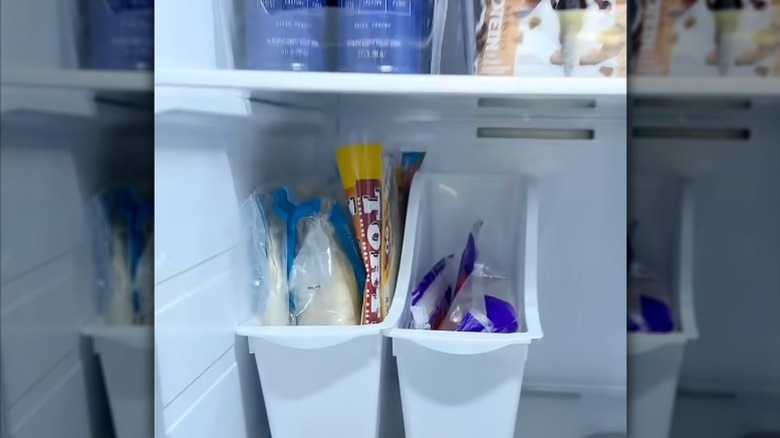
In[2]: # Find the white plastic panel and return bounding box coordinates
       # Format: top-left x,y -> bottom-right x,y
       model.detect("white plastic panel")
0,251 -> 89,405
153,134 -> 241,284
162,346 -> 268,438
154,249 -> 242,407
5,349 -> 92,438
0,141 -> 85,282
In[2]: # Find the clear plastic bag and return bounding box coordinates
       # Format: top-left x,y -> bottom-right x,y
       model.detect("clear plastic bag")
409,254 -> 455,330
289,213 -> 360,326
627,221 -> 675,332
243,191 -> 291,326
89,186 -> 153,326
439,220 -> 520,333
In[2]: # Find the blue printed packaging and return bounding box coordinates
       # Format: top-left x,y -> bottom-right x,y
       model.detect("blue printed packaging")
338,0 -> 429,73
245,0 -> 329,71
89,0 -> 153,70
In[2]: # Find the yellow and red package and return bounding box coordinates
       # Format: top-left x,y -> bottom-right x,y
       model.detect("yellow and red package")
336,144 -> 385,324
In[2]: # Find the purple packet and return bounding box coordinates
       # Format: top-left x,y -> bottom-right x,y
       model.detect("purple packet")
409,255 -> 454,330
456,295 -> 519,333
455,220 -> 483,294
628,261 -> 675,333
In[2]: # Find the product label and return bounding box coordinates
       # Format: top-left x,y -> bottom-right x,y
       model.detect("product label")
91,0 -> 153,70
338,0 -> 425,73
336,144 -> 385,324
476,0 -> 520,75
246,0 -> 327,70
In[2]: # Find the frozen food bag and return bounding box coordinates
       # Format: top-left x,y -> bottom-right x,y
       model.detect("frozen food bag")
134,241 -> 154,325
455,220 -> 483,294
397,151 -> 426,225
628,261 -> 675,332
289,214 -> 360,326
108,226 -> 133,325
243,191 -> 290,326
441,264 -> 520,333
440,220 -> 520,333
336,143 -> 385,324
409,255 -> 455,330
475,0 -> 566,76
90,187 -> 153,326
381,152 -> 401,317
327,198 -> 367,303
627,222 -> 675,332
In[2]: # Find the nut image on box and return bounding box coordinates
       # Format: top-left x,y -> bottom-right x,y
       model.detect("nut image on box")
475,0 -> 565,76
634,0 -> 719,76
567,0 -> 628,77
721,0 -> 777,77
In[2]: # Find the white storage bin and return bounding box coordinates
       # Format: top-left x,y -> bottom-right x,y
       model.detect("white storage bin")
236,290 -> 407,438
388,171 -> 543,438
628,175 -> 698,438
82,325 -> 153,438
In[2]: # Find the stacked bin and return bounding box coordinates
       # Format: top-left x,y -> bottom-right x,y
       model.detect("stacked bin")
83,326 -> 153,438
237,171 -> 543,438
389,172 -> 543,438
628,175 -> 698,438
237,292 -> 407,437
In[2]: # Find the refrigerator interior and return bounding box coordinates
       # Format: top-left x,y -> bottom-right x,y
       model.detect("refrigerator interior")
154,1 -> 627,437
0,1 -> 154,437
629,90 -> 780,438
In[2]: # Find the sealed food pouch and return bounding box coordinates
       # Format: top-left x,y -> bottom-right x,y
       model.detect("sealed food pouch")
381,152 -> 401,317
396,151 -> 426,228
627,222 -> 675,332
440,220 -> 520,333
455,220 -> 484,294
409,255 -> 455,330
628,262 -> 675,332
289,214 -> 360,326
247,191 -> 290,326
336,143 -> 385,324
444,265 -> 520,333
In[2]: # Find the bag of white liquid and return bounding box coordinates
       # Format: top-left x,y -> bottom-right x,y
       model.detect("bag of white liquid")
289,215 -> 360,326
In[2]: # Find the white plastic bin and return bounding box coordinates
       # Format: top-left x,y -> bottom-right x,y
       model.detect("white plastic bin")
628,175 -> 698,438
236,294 -> 407,438
388,172 -> 543,438
82,325 -> 153,438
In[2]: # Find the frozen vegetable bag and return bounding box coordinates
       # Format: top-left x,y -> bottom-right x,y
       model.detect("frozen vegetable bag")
336,144 -> 386,324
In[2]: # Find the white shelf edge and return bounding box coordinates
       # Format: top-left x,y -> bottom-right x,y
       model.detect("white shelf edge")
1,68 -> 152,92
155,68 -> 627,97
631,77 -> 780,98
